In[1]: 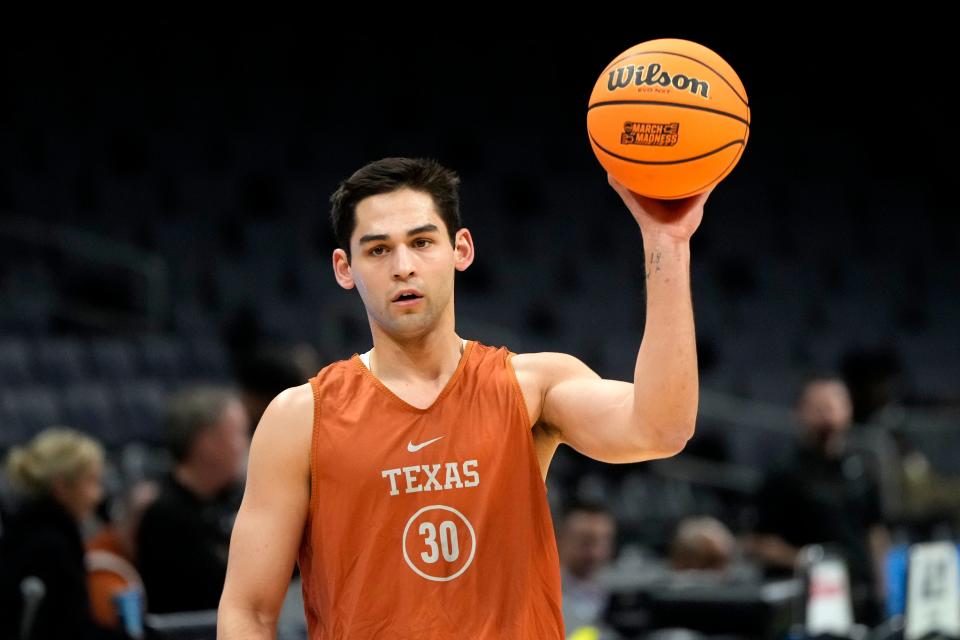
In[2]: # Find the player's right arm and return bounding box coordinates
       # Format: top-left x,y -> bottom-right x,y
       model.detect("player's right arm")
217,383 -> 314,639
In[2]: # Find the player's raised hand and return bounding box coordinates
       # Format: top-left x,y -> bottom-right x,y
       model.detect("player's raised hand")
608,172 -> 714,242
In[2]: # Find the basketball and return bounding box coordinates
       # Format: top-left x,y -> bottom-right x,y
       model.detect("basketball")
587,38 -> 750,200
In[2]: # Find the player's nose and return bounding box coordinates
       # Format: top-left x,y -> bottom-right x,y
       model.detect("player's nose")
391,243 -> 416,276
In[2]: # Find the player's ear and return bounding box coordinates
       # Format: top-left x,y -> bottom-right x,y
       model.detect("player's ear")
332,248 -> 356,290
453,229 -> 474,272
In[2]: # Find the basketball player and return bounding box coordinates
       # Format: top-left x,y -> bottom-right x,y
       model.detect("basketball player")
217,157 -> 714,639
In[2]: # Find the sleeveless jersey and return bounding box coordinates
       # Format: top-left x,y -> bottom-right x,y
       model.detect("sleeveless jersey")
297,339 -> 565,639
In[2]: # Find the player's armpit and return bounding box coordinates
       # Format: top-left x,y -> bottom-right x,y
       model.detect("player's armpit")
218,383 -> 313,639
538,352 -> 685,464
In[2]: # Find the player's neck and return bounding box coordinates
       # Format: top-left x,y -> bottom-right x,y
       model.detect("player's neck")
369,333 -> 466,384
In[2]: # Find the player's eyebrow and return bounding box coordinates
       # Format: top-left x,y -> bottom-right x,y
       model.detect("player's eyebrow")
358,224 -> 440,245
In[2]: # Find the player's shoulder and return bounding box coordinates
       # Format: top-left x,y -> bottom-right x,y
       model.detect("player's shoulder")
252,383 -> 314,449
272,382 -> 314,412
273,382 -> 315,421
503,351 -> 596,416
508,350 -> 592,383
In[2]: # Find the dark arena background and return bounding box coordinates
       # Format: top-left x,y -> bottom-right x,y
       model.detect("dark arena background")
1,20 -> 957,640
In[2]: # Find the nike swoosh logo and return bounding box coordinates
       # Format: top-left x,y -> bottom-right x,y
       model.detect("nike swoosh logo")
407,436 -> 445,452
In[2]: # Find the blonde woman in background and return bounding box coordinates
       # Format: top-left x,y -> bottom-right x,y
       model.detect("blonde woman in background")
0,427 -> 127,640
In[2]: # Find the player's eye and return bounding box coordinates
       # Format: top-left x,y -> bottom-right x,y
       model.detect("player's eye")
370,239 -> 431,256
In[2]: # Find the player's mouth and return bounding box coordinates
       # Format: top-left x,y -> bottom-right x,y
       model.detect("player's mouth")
392,290 -> 424,306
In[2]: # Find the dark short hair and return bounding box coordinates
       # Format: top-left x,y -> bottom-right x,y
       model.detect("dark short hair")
559,497 -> 616,523
329,157 -> 463,264
165,385 -> 239,463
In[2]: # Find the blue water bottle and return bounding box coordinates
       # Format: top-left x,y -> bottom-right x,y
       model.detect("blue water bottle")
112,588 -> 145,639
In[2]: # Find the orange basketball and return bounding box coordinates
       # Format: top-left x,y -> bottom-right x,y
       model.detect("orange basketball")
587,38 -> 750,200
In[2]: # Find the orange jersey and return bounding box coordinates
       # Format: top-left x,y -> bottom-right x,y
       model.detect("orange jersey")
297,339 -> 565,639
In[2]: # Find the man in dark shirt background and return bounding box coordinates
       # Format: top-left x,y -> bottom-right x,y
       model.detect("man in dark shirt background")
556,499 -> 618,637
747,372 -> 892,627
137,386 -> 250,613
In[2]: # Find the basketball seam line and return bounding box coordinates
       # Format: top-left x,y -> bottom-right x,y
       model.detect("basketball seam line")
588,131 -> 745,166
663,125 -> 747,198
588,99 -> 750,128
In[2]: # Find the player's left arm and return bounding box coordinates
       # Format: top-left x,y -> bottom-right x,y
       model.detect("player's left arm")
539,174 -> 712,464
537,350 -> 692,464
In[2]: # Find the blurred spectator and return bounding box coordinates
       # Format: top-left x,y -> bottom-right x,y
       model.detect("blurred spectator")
892,427 -> 960,533
669,516 -> 736,573
136,385 -> 250,613
556,498 -> 617,636
86,480 -> 159,630
841,346 -> 960,536
745,371 -> 891,626
0,427 -> 127,639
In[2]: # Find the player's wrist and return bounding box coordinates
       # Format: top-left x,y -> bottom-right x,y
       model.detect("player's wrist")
642,229 -> 691,249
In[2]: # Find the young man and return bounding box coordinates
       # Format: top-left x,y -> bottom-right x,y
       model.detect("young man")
218,157 -> 713,638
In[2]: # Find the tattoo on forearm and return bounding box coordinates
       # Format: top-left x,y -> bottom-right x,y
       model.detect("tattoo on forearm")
645,249 -> 663,281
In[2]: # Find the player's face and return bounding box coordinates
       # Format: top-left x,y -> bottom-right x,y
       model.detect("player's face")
344,188 -> 464,337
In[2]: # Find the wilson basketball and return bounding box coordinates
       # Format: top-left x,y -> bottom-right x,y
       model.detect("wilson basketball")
587,38 -> 750,200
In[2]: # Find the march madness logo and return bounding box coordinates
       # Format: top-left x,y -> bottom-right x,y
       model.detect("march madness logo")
622,121 -> 679,147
